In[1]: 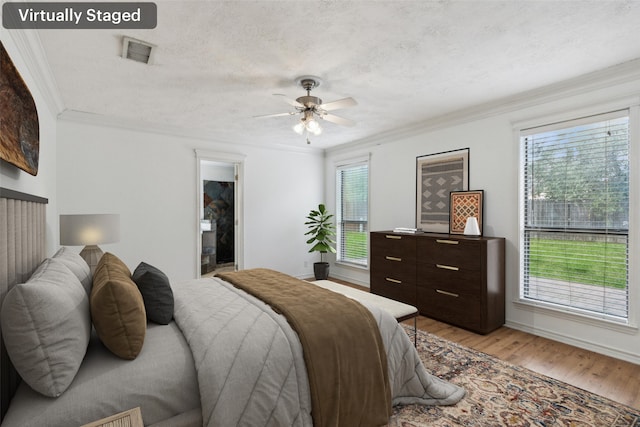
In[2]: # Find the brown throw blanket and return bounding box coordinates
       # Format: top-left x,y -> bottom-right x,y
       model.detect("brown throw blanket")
217,268 -> 392,427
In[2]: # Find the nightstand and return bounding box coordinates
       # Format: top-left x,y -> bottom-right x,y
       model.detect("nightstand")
81,407 -> 144,427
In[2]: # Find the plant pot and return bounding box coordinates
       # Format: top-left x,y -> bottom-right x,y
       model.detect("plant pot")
313,262 -> 330,280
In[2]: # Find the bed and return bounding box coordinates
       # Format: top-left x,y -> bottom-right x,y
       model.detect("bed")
0,189 -> 464,427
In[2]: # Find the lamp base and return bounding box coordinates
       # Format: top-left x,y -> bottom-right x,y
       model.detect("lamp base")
79,245 -> 104,275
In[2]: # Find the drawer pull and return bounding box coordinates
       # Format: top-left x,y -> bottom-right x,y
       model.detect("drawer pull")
385,235 -> 402,240
436,239 -> 459,245
385,277 -> 402,284
436,264 -> 459,271
385,256 -> 402,262
436,289 -> 459,298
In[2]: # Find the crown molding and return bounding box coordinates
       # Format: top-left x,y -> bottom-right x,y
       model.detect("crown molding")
328,58 -> 640,156
58,109 -> 325,155
6,29 -> 65,116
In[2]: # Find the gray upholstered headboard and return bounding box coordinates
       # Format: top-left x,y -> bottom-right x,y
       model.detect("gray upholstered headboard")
0,187 -> 48,420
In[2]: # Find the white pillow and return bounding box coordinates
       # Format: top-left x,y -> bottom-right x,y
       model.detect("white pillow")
0,258 -> 91,397
52,246 -> 92,295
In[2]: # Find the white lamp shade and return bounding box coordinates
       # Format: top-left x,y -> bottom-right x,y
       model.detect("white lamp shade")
60,214 -> 120,246
293,122 -> 305,135
463,217 -> 481,236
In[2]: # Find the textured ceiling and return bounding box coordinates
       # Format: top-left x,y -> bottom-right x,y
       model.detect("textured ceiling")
38,0 -> 640,149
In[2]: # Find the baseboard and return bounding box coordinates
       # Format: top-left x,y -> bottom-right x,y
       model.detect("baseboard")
505,320 -> 640,365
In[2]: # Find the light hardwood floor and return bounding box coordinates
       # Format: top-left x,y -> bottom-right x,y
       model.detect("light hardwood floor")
326,278 -> 640,410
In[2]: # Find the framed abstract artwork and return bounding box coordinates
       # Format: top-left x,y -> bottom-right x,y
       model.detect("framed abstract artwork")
449,190 -> 484,235
416,148 -> 469,232
0,41 -> 40,176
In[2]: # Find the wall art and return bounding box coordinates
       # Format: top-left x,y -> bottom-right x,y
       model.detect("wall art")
416,148 -> 469,232
449,190 -> 483,235
0,41 -> 40,176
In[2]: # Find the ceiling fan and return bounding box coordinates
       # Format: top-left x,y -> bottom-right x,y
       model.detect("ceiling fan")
255,76 -> 357,142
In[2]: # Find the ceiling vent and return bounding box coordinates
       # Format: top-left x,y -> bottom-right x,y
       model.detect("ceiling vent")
122,36 -> 156,64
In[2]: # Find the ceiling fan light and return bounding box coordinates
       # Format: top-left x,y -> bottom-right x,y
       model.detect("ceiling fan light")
306,119 -> 320,133
312,126 -> 322,136
293,122 -> 305,135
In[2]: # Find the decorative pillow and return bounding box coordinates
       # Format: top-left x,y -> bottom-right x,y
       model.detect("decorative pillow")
91,253 -> 146,360
52,246 -> 92,295
0,258 -> 91,397
132,262 -> 174,325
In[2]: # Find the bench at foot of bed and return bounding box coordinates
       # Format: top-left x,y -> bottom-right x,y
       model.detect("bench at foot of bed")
310,279 -> 418,346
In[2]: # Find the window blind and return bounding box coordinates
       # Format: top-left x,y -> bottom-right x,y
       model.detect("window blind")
336,160 -> 369,267
521,110 -> 629,322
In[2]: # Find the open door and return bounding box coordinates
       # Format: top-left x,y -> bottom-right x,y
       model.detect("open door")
196,150 -> 244,277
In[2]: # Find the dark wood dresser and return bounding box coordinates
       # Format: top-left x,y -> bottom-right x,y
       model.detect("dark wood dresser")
370,231 -> 505,334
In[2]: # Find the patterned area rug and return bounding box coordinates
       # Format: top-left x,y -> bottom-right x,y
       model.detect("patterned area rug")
389,327 -> 639,426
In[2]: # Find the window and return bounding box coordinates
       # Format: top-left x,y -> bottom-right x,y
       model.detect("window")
336,157 -> 369,267
520,110 -> 630,323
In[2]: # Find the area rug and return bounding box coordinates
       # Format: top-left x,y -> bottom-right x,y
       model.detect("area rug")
389,327 -> 639,426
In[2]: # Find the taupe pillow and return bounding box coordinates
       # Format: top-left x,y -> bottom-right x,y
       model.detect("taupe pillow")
0,258 -> 91,397
52,246 -> 92,295
91,253 -> 146,360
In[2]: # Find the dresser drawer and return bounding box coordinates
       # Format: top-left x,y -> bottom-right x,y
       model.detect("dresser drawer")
417,287 -> 482,331
371,259 -> 416,285
417,263 -> 481,294
371,232 -> 416,262
417,237 -> 482,271
371,274 -> 416,306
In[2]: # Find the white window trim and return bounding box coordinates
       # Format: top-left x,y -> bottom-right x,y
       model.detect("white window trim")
515,101 -> 639,330
334,153 -> 371,270
628,103 -> 640,329
334,153 -> 371,169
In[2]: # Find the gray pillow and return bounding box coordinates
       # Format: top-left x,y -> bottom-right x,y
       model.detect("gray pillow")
52,246 -> 92,295
0,258 -> 91,397
132,262 -> 174,325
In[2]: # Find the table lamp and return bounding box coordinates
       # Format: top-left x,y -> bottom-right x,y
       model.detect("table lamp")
463,216 -> 481,236
59,214 -> 120,273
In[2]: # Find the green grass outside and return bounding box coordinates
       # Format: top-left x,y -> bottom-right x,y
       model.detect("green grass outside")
344,231 -> 367,260
528,238 -> 627,289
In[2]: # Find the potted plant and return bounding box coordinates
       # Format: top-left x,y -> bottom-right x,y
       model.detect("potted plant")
305,204 -> 337,280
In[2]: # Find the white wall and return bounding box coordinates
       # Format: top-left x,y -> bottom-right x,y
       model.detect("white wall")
242,147 -> 326,275
57,120 -> 324,282
325,69 -> 640,363
0,30 -> 60,256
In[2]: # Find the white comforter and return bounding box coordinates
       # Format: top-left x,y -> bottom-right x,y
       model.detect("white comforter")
172,277 -> 465,427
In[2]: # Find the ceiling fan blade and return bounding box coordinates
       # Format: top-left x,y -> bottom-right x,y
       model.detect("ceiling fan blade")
319,97 -> 357,111
320,113 -> 355,127
253,111 -> 296,119
273,93 -> 304,108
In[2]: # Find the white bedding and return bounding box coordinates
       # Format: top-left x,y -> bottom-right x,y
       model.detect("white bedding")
1,275 -> 464,427
172,277 -> 465,427
1,323 -> 201,427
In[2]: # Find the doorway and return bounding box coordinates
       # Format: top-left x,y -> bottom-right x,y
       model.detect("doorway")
202,177 -> 234,274
196,150 -> 244,277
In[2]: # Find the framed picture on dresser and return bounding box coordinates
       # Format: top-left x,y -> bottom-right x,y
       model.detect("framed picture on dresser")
449,190 -> 483,235
416,148 -> 469,233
